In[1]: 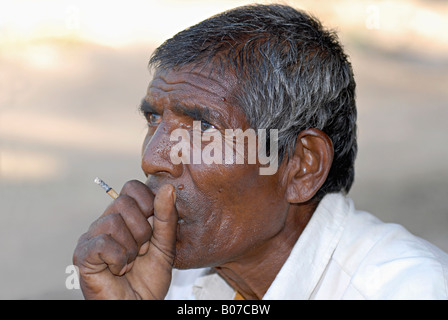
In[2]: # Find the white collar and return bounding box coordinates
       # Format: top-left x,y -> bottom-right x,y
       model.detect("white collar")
263,193 -> 351,299
167,193 -> 352,300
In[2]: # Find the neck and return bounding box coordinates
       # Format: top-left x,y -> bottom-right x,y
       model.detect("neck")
215,202 -> 315,300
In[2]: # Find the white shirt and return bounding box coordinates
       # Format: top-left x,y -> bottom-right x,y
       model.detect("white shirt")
165,193 -> 448,300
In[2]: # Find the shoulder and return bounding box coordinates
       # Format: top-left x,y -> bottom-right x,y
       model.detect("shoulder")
332,209 -> 448,299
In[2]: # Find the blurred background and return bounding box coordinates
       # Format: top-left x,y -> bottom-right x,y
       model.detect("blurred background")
0,0 -> 447,299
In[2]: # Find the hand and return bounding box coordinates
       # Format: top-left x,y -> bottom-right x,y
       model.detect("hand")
73,181 -> 178,299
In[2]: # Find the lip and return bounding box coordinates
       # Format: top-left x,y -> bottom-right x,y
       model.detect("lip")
146,178 -> 188,224
175,202 -> 187,224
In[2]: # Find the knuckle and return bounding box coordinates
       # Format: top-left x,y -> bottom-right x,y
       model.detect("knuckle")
72,245 -> 83,266
112,197 -> 152,245
72,232 -> 91,265
121,180 -> 143,195
94,233 -> 109,246
114,194 -> 138,213
94,234 -> 127,261
90,213 -> 123,234
114,193 -> 133,205
85,213 -> 124,251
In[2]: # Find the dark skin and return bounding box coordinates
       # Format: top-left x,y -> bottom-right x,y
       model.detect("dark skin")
73,65 -> 334,300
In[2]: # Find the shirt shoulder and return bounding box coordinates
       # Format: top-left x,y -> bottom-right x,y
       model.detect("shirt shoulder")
330,210 -> 448,299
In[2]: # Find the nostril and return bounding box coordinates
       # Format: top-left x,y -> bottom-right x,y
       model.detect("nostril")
141,143 -> 184,179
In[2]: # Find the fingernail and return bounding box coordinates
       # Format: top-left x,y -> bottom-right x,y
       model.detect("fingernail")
172,189 -> 177,204
119,265 -> 127,276
138,241 -> 150,256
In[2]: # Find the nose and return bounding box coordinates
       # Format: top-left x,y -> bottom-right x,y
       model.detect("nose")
141,122 -> 183,178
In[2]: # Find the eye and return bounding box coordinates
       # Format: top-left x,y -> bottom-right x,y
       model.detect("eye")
200,121 -> 217,133
145,112 -> 162,126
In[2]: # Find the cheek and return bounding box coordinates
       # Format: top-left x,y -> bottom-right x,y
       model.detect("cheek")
175,163 -> 287,268
190,163 -> 260,205
190,163 -> 286,240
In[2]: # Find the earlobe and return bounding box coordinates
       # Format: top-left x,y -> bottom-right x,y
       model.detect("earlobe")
285,129 -> 333,203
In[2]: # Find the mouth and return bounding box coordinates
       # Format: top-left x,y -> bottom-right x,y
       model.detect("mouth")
175,199 -> 186,224
146,178 -> 187,224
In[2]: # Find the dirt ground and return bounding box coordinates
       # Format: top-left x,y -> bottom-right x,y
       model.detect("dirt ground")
1,4 -> 447,299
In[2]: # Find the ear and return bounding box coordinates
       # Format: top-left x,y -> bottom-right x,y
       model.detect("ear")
284,128 -> 334,203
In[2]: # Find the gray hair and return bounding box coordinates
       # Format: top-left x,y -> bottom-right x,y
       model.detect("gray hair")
149,4 -> 357,200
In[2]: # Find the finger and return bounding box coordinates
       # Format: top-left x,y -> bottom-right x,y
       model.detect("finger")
124,185 -> 177,299
74,233 -> 128,276
118,180 -> 155,219
110,195 -> 153,248
137,216 -> 154,256
117,181 -> 155,256
103,181 -> 155,256
87,213 -> 139,264
150,184 -> 178,262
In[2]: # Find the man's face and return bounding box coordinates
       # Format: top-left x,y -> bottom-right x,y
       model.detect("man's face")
141,66 -> 289,269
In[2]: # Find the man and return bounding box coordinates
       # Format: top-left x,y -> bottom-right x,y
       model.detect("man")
73,4 -> 448,299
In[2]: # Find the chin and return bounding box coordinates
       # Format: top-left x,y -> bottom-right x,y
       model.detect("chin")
173,244 -> 202,269
172,241 -> 218,270
172,254 -> 201,270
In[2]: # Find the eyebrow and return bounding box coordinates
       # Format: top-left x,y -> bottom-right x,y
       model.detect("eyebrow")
139,98 -> 225,127
139,99 -> 157,114
172,102 -> 212,123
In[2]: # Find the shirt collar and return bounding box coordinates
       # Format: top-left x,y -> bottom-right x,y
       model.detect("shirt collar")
263,192 -> 351,299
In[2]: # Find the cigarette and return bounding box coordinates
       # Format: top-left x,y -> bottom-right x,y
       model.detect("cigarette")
94,177 -> 119,199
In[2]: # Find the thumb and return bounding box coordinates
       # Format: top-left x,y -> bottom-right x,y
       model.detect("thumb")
120,184 -> 177,300
150,184 -> 178,262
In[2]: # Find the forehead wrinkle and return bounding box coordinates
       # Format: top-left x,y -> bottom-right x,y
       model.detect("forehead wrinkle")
155,68 -> 230,98
148,69 -> 249,130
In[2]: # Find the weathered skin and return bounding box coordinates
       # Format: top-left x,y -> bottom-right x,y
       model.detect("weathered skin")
73,65 -> 334,300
